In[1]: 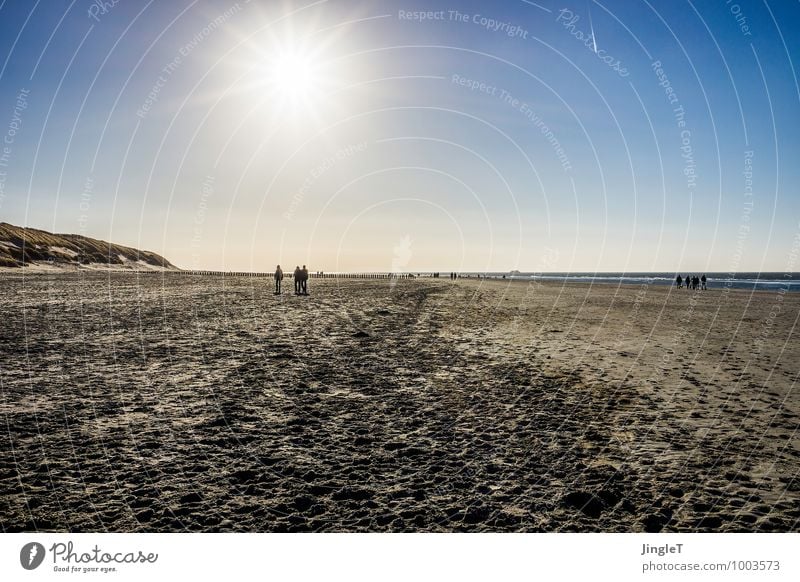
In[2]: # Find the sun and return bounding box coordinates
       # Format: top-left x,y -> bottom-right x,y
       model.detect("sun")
268,49 -> 321,112
230,20 -> 349,122
271,51 -> 314,97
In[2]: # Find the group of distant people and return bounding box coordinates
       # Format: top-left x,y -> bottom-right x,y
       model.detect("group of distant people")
676,274 -> 707,290
273,264 -> 309,295
431,272 -> 460,279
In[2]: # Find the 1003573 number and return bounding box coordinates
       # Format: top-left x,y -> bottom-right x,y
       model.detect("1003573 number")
730,560 -> 780,571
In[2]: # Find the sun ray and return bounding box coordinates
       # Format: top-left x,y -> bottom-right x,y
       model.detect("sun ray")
187,2 -> 364,128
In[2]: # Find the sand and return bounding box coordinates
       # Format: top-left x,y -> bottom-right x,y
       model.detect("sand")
1,273 -> 798,532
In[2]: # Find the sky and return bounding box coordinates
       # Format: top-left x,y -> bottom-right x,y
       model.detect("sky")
0,0 -> 798,272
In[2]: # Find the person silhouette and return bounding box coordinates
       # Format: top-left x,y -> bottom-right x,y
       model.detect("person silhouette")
293,265 -> 301,294
701,274 -> 707,290
274,264 -> 283,295
300,264 -> 309,295
676,274 -> 683,288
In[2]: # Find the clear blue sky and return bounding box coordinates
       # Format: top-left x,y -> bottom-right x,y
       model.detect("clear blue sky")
0,0 -> 798,272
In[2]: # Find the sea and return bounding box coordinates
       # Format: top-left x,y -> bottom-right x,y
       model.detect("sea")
461,272 -> 800,292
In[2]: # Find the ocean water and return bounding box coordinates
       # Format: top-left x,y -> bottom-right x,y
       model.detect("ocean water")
464,272 -> 800,292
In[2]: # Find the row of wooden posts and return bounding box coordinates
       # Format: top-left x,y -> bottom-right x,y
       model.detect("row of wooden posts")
143,270 -> 428,279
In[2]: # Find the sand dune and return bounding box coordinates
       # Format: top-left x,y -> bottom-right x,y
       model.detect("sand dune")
0,274 -> 797,532
0,222 -> 176,270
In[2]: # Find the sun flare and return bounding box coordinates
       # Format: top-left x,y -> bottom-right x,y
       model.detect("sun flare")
266,48 -> 325,115
235,19 -> 350,122
271,51 -> 315,98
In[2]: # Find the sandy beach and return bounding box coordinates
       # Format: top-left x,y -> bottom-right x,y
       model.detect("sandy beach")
1,273 -> 798,532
